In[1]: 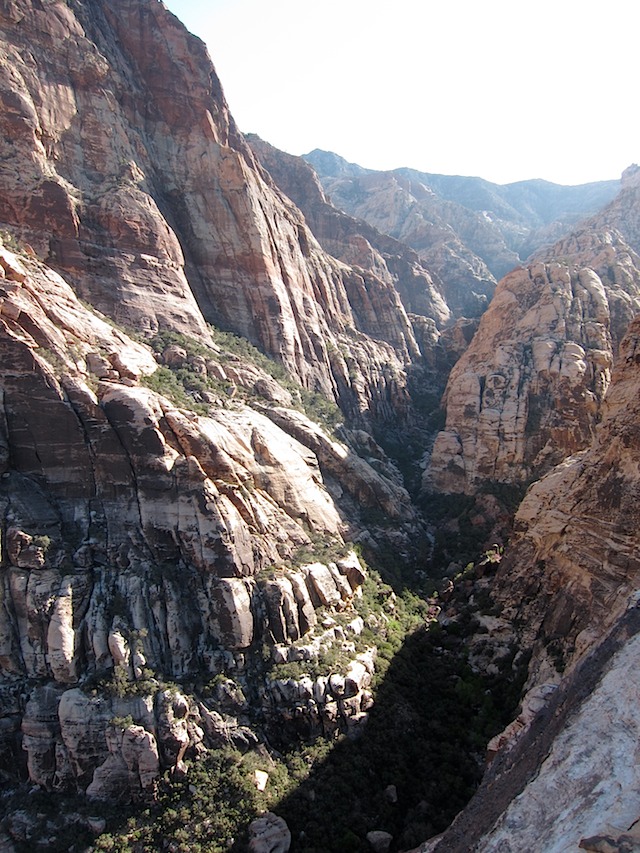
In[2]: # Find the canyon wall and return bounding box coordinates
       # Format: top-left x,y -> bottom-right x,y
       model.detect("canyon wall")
0,0 -> 425,427
425,311 -> 640,853
428,167 -> 640,493
0,0 -> 430,805
0,240 -> 408,799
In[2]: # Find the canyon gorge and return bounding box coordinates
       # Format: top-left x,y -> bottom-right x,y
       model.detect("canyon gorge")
0,1 -> 639,852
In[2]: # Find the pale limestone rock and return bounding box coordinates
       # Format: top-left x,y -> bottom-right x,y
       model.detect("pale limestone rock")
21,684 -> 67,790
56,689 -> 156,791
85,726 -> 130,802
345,660 -> 372,695
328,562 -> 353,600
107,627 -> 130,671
288,571 -> 317,635
121,725 -> 160,797
86,721 -> 159,802
10,567 -> 61,679
261,576 -> 301,644
156,690 -> 190,767
328,674 -> 346,698
206,577 -> 254,650
264,407 -> 416,521
336,551 -> 367,590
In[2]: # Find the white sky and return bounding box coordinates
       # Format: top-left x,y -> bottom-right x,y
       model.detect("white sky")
163,0 -> 639,186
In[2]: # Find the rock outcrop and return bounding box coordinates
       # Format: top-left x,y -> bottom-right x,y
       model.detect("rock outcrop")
428,205 -> 640,493
0,240 -> 398,797
0,0 -> 426,425
423,313 -> 640,853
2,0 -> 638,847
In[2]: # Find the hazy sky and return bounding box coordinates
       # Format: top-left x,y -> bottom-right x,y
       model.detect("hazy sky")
163,0 -> 639,186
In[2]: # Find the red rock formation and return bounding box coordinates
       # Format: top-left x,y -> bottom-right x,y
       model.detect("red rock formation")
0,0 -> 424,425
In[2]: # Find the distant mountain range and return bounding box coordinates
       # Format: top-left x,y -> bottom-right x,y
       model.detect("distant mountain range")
304,147 -> 620,280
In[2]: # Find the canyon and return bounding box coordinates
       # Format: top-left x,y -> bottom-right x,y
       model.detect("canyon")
0,1 -> 639,852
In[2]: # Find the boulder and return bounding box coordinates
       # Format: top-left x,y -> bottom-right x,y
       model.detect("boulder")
248,812 -> 291,853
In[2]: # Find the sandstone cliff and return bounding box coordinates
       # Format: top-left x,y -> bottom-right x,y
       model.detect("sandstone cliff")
428,179 -> 640,493
0,0 -> 441,813
0,0 -> 424,427
423,313 -> 640,853
1,0 -> 637,849
0,240 -> 411,802
246,135 -> 451,329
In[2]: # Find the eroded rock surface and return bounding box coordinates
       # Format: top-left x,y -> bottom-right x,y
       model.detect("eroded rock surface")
428,226 -> 640,493
0,0 -> 426,425
0,242 -> 391,798
425,315 -> 640,853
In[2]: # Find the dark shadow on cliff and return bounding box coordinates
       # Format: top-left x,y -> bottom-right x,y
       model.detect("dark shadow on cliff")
262,619 -> 526,853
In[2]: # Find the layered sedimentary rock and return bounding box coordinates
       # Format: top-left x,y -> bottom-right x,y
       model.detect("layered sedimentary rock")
0,0 -> 423,425
424,315 -> 640,852
428,217 -> 640,493
0,243 -> 404,797
247,135 -> 451,329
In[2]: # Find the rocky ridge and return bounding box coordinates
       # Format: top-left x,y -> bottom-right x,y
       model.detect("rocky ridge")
0,0 -> 424,429
306,157 -> 500,319
246,135 -> 451,331
422,311 -> 640,853
427,171 -> 640,494
305,148 -> 619,285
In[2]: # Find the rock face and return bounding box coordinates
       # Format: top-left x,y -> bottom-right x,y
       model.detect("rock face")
493,314 -> 640,686
0,0 -> 436,806
247,135 -> 451,330
424,315 -> 640,853
1,0 -> 638,846
0,0 -> 425,425
0,240 -> 395,796
428,198 -> 640,493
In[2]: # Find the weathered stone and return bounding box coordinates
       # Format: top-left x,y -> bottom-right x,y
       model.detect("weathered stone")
366,830 -> 393,853
428,243 -> 640,494
304,563 -> 342,608
248,812 -> 291,853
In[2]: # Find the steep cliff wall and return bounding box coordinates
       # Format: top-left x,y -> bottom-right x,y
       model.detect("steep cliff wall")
0,0 -> 423,426
0,237 -> 415,799
428,179 -> 640,493
246,136 -> 451,329
424,314 -> 640,853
